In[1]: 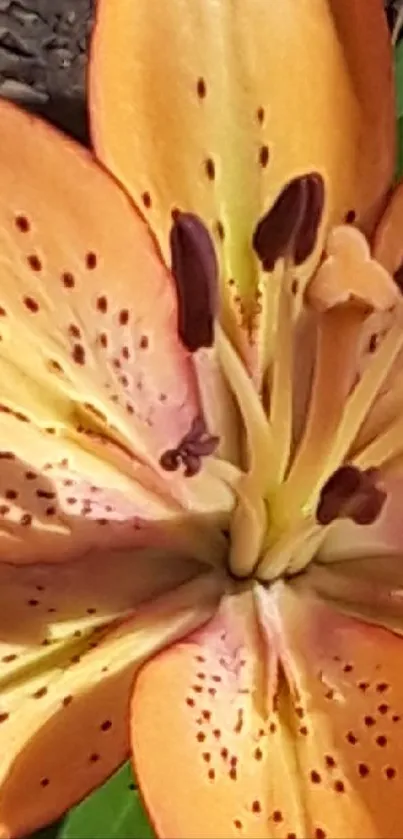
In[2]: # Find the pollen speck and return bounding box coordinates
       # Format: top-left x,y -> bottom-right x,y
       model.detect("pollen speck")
15,214 -> 30,232
32,686 -> 48,699
62,272 -> 75,288
23,296 -> 39,313
86,252 -> 97,270
334,779 -> 345,793
259,145 -> 270,168
97,296 -> 108,313
215,220 -> 225,241
204,158 -> 215,181
69,324 -> 81,339
27,254 -> 42,272
72,344 -> 85,365
197,77 -> 207,98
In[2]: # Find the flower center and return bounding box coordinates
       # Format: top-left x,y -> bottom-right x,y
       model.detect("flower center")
219,223 -> 403,583
160,202 -> 403,584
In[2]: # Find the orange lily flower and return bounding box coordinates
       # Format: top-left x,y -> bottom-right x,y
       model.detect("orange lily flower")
1,0 -> 403,837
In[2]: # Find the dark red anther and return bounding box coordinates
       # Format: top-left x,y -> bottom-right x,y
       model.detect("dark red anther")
317,464 -> 386,527
253,173 -> 325,272
170,212 -> 219,352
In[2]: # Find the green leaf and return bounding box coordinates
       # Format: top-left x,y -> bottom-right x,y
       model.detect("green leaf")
58,763 -> 155,839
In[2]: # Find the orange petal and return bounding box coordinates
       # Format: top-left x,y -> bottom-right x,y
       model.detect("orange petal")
0,98 -> 226,509
276,580 -> 403,839
373,180 -> 403,275
132,573 -> 403,839
302,554 -> 403,634
0,570 -> 221,838
0,407 -> 227,564
131,588 -> 307,839
90,0 -> 394,367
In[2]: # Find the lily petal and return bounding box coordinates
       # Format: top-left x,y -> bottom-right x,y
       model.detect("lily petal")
90,0 -> 394,371
131,587 -> 307,839
0,567 -> 222,838
0,98 -> 232,513
373,179 -> 403,276
303,553 -> 403,634
132,571 -> 403,839
0,407 -> 229,565
275,581 -> 403,839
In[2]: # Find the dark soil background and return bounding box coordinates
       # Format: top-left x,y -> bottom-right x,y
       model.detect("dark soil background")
0,0 -> 92,143
0,0 -> 398,151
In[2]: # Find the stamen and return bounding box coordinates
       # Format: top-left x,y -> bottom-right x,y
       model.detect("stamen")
293,174 -> 325,266
256,517 -> 323,582
159,416 -> 219,477
274,305 -> 364,525
266,279 -> 293,485
216,325 -> 274,577
252,172 -> 325,385
253,177 -> 308,272
252,173 -> 324,272
270,226 -> 399,528
170,212 -> 219,352
354,412 -> 403,471
325,317 -> 403,481
216,325 -> 274,494
316,465 -> 386,526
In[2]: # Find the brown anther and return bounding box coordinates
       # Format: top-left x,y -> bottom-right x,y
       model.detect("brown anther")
317,464 -> 387,526
306,225 -> 398,313
170,212 -> 219,352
